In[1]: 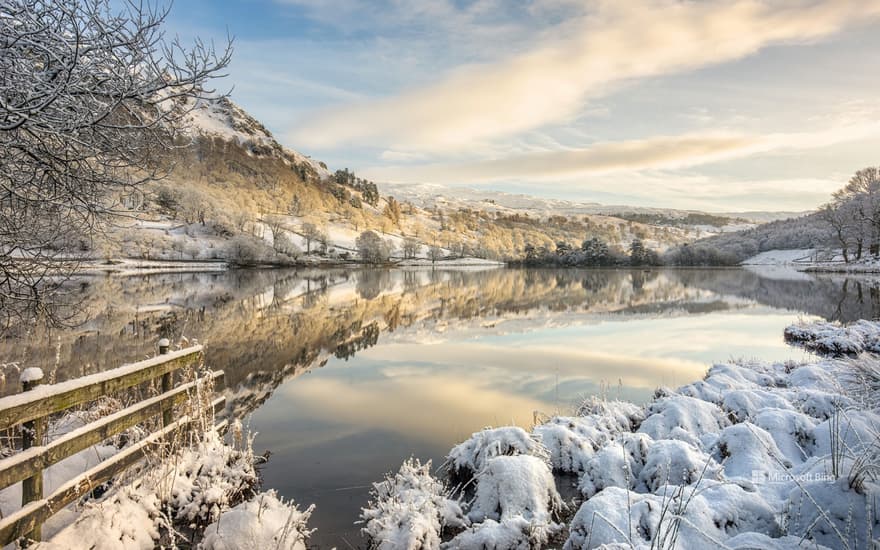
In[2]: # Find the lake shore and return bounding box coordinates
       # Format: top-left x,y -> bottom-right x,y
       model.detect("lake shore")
363,319 -> 880,549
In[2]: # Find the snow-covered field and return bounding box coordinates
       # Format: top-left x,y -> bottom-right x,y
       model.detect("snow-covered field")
361,320 -> 880,549
742,249 -> 819,265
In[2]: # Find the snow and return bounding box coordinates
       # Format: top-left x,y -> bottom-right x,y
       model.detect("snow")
532,421 -> 597,473
19,367 -> 44,384
785,319 -> 880,355
578,433 -> 652,498
0,346 -> 203,412
397,258 -> 505,268
468,455 -> 562,523
714,422 -> 791,479
365,322 -> 880,550
637,395 -> 730,447
40,422 -> 261,549
442,517 -> 535,550
445,426 -> 549,478
637,438 -> 720,492
742,249 -> 818,265
466,455 -> 564,549
360,458 -> 467,550
199,490 -> 313,550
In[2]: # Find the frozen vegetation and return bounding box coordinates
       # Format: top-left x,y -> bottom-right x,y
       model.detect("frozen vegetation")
363,320 -> 880,549
29,417 -> 313,550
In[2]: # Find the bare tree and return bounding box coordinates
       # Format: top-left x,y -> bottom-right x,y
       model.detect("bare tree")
428,244 -> 444,263
263,214 -> 287,245
301,222 -> 320,254
0,0 -> 232,330
402,236 -> 421,259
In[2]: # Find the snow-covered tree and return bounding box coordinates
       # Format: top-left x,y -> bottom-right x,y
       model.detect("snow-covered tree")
0,0 -> 231,329
356,230 -> 391,264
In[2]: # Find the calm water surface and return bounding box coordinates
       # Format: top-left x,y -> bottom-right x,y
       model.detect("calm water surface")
4,266 -> 879,547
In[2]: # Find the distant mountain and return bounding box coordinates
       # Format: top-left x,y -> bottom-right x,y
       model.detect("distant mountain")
377,182 -> 801,228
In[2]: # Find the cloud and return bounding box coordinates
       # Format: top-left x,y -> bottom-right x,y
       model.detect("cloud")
289,0 -> 880,152
361,122 -> 880,184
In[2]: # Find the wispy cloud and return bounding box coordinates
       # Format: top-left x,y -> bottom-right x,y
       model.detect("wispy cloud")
362,122 -> 880,184
289,0 -> 880,153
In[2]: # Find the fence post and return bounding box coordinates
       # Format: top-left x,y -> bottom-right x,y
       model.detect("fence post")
20,368 -> 45,545
158,339 -> 173,427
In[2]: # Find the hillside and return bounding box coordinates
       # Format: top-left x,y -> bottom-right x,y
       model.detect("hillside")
665,211 -> 834,265
93,96 -> 751,266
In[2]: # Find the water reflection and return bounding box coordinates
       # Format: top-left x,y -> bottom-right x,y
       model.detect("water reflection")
1,266 -> 877,546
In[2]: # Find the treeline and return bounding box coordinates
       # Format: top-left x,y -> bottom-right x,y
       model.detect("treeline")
515,238 -> 661,267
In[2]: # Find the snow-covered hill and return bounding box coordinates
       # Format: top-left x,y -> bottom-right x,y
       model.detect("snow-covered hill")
377,182 -> 799,227
184,95 -> 331,180
95,95 -> 790,268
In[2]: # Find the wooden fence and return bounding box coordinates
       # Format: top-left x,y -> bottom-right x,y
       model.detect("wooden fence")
0,344 -> 224,546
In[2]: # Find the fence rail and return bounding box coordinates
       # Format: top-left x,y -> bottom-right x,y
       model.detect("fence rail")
0,344 -> 223,546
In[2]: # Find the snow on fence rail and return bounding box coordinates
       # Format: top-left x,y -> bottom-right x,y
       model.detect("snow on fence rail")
0,344 -> 224,546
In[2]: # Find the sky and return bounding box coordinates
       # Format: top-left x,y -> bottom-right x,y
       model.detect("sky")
166,0 -> 880,212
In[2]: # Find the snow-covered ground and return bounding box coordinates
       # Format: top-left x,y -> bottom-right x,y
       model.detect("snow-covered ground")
742,249 -> 819,265
30,418 -> 313,550
362,320 -> 880,549
740,248 -> 880,276
396,258 -> 505,268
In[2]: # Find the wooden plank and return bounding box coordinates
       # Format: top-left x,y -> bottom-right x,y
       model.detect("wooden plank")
161,372 -> 173,427
0,396 -> 225,546
0,371 -> 224,492
0,346 -> 203,431
20,376 -> 45,545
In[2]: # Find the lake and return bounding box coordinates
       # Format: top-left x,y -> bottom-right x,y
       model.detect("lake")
3,266 -> 878,547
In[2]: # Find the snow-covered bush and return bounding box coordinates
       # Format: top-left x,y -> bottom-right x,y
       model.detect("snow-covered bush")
753,408 -> 817,465
41,489 -> 165,550
721,388 -> 795,423
579,433 -> 652,498
566,481 -> 780,550
369,324 -> 880,550
199,490 -> 313,550
467,455 -> 564,548
637,439 -> 721,492
573,398 -> 645,433
361,458 -> 467,550
714,423 -> 791,480
533,421 -> 596,473
446,427 -> 549,479
43,423 -> 259,548
786,478 -> 880,549
441,517 -> 534,550
638,395 -> 730,447
160,428 -> 258,526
